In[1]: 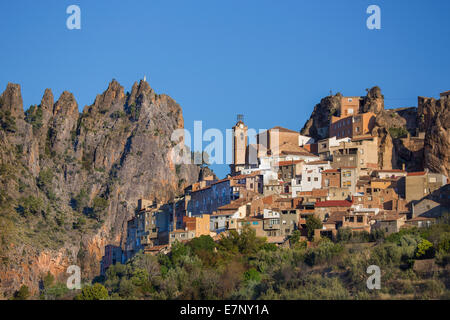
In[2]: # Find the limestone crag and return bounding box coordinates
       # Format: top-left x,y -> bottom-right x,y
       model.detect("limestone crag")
0,79 -> 202,296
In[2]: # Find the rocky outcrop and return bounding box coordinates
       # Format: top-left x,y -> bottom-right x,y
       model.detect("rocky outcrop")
0,79 -> 202,297
418,95 -> 450,177
300,94 -> 341,141
361,86 -> 384,114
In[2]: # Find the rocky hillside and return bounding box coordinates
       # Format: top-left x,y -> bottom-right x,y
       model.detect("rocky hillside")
301,87 -> 449,176
0,79 -> 201,297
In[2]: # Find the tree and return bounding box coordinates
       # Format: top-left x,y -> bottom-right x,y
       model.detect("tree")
415,239 -> 434,259
170,241 -> 190,266
305,215 -> 323,241
289,230 -> 301,246
243,268 -> 261,283
43,271 -> 55,289
188,235 -> 216,254
17,196 -> 44,218
13,285 -> 30,300
75,283 -> 109,300
337,227 -> 352,242
90,196 -> 109,221
37,168 -> 53,194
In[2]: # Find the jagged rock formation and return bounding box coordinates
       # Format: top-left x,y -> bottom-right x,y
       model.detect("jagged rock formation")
300,94 -> 341,140
418,95 -> 450,177
0,80 -> 202,297
361,86 -> 384,114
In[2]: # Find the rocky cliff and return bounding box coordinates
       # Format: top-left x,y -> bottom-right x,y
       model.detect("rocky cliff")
418,95 -> 450,178
0,79 -> 201,297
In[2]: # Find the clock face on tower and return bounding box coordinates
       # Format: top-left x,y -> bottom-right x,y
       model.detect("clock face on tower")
239,123 -> 244,128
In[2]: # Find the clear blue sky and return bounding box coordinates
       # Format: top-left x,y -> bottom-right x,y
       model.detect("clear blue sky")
1,0 -> 449,178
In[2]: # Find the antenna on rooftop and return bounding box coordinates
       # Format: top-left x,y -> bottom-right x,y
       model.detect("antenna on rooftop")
237,114 -> 244,123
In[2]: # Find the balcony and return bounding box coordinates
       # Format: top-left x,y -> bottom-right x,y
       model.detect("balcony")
263,221 -> 280,230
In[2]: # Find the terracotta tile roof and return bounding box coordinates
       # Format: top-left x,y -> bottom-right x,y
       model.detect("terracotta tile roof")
407,216 -> 435,222
373,213 -> 406,222
217,198 -> 249,211
315,200 -> 352,207
232,171 -> 262,180
277,160 -> 304,166
323,169 -> 339,173
270,126 -> 299,134
281,150 -> 316,157
267,236 -> 286,243
262,195 -> 274,204
325,211 -> 346,224
374,169 -> 406,173
305,160 -> 329,165
211,178 -> 231,185
171,229 -> 190,234
407,171 -> 426,176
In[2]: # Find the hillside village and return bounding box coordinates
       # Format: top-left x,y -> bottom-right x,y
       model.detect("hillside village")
100,90 -> 450,274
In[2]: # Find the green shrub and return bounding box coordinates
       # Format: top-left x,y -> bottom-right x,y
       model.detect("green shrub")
12,285 -> 30,300
17,196 -> 44,218
0,110 -> 17,132
243,268 -> 261,283
388,127 -> 408,139
305,215 -> 323,241
75,283 -> 109,300
25,105 -> 43,131
415,239 -> 434,259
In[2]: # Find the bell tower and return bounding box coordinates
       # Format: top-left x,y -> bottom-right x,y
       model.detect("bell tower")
231,114 -> 248,175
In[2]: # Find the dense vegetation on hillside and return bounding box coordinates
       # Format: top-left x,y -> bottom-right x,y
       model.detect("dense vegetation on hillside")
21,215 -> 450,300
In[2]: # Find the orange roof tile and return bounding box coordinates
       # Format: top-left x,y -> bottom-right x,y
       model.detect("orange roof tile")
315,200 -> 352,207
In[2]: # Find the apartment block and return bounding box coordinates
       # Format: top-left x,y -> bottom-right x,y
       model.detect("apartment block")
331,136 -> 379,172
329,112 -> 376,139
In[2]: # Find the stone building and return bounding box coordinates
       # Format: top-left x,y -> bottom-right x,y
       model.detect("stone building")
405,171 -> 448,203
314,199 -> 353,221
331,135 -> 379,173
329,112 -> 376,140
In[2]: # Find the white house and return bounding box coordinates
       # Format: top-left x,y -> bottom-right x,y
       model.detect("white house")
291,160 -> 331,197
